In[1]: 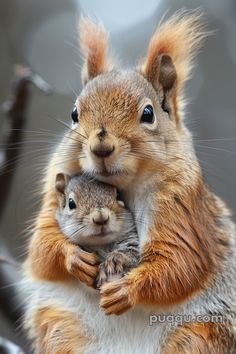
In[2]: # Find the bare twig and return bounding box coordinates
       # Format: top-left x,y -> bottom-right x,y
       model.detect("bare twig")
0,65 -> 51,342
0,64 -> 51,220
0,65 -> 30,220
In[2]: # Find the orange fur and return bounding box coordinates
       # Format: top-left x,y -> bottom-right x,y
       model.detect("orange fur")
100,180 -> 230,313
32,306 -> 88,354
27,190 -> 98,285
162,322 -> 236,354
79,16 -> 113,84
140,11 -> 207,124
129,181 -> 228,306
141,11 -> 206,99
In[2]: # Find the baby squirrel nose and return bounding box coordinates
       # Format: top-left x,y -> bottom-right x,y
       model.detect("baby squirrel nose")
92,209 -> 110,226
93,217 -> 109,226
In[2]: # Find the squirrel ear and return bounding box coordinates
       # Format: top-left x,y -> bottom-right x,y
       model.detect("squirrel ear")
78,16 -> 113,85
142,53 -> 177,115
55,173 -> 70,194
140,11 -> 206,123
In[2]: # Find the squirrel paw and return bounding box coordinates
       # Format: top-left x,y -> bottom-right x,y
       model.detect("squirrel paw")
96,252 -> 129,289
100,277 -> 133,315
65,244 -> 98,287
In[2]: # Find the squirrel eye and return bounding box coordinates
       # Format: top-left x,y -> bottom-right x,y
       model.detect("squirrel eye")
140,105 -> 154,124
71,106 -> 78,124
68,198 -> 76,210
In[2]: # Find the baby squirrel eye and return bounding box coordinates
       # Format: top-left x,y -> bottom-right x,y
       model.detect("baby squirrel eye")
71,106 -> 78,124
140,105 -> 154,124
68,198 -> 76,210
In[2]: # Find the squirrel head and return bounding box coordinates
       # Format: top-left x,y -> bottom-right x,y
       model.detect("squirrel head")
55,173 -> 132,246
69,12 -> 207,187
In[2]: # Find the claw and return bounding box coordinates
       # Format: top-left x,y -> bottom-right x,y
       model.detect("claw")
100,277 -> 133,315
65,245 -> 98,287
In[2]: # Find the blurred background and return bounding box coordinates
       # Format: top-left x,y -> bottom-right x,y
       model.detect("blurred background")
0,0 -> 236,352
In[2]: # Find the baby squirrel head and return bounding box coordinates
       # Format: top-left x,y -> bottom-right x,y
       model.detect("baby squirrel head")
55,173 -> 132,246
69,13 -> 206,187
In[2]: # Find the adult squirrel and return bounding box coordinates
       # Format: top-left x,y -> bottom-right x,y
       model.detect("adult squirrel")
24,11 -> 236,353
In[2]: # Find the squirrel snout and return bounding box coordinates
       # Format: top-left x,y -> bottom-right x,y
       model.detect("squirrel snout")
91,209 -> 110,226
91,144 -> 115,159
89,129 -> 116,159
93,217 -> 109,226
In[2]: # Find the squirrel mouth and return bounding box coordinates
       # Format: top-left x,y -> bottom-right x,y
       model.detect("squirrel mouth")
100,168 -> 127,177
90,231 -> 111,238
100,169 -> 111,177
99,161 -> 124,177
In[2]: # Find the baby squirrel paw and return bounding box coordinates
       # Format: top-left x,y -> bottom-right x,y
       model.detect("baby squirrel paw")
96,251 -> 129,289
65,244 -> 98,287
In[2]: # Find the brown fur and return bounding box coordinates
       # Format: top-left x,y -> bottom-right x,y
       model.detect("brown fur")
140,11 -> 207,112
100,180 -> 230,313
162,322 -> 236,354
27,190 -> 98,285
79,16 -> 113,85
128,181 -> 229,306
32,306 -> 88,354
97,251 -> 132,288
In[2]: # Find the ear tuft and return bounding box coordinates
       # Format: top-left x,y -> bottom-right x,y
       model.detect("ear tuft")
79,16 -> 113,85
140,11 -> 207,116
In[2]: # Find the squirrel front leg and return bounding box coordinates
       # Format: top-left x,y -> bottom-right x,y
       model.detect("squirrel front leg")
26,190 -> 98,286
96,229 -> 139,288
26,134 -> 99,286
100,189 -> 228,314
100,235 -> 208,315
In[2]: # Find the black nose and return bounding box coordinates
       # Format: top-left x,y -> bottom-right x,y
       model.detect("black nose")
93,217 -> 109,226
97,127 -> 106,140
91,146 -> 115,159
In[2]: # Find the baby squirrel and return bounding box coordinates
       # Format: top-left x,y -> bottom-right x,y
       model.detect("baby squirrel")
55,173 -> 139,287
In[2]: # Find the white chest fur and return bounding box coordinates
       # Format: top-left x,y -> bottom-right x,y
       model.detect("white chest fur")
124,177 -> 156,250
27,280 -> 171,354
26,265 -> 233,354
